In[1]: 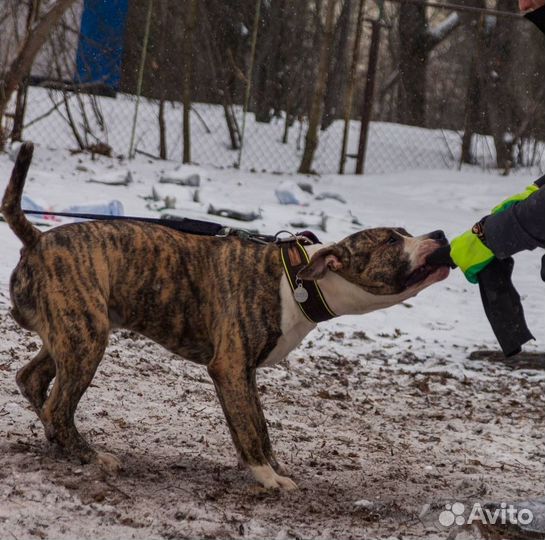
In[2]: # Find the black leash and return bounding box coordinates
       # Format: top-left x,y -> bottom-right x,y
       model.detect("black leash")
22,209 -> 279,243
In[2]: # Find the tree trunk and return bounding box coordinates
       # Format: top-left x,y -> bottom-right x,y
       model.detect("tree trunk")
10,79 -> 29,142
159,99 -> 167,159
277,1 -> 309,144
223,100 -> 240,150
157,0 -> 169,160
254,63 -> 272,123
0,0 -> 77,148
457,0 -> 486,165
339,0 -> 365,174
200,3 -> 240,150
253,0 -> 272,123
282,93 -> 294,144
460,57 -> 481,165
483,0 -> 517,171
299,0 -> 337,174
254,0 -> 288,123
11,0 -> 41,142
355,20 -> 381,174
182,0 -> 198,164
397,2 -> 428,126
321,0 -> 352,131
236,0 -> 262,167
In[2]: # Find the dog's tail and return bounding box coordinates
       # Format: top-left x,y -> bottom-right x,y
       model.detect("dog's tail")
1,142 -> 41,248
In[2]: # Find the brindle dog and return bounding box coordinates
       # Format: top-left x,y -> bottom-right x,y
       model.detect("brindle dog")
2,143 -> 449,490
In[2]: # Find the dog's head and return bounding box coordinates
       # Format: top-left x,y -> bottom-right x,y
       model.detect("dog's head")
298,227 -> 450,296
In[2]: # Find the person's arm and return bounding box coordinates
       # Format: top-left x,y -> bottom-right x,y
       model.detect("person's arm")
443,180 -> 544,357
448,179 -> 544,283
483,182 -> 545,258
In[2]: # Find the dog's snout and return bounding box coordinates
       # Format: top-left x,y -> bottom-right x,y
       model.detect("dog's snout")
428,230 -> 447,244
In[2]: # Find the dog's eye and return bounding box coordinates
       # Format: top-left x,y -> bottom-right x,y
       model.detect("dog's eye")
386,236 -> 399,245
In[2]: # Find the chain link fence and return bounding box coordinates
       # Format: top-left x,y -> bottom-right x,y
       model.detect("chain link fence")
2,0 -> 545,176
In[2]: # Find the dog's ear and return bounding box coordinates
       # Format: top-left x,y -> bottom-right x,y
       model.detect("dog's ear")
298,245 -> 345,281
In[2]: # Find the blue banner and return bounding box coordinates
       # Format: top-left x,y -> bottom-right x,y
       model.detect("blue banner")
75,0 -> 129,93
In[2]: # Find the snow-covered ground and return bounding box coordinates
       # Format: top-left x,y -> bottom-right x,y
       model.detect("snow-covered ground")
0,142 -> 543,539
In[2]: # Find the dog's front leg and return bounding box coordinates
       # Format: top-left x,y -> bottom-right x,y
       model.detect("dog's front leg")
247,373 -> 285,474
208,355 -> 297,490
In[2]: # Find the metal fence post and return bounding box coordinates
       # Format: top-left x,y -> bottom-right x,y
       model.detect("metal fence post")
355,19 -> 381,175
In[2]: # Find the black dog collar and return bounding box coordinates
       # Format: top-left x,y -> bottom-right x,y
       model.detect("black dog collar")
280,240 -> 336,324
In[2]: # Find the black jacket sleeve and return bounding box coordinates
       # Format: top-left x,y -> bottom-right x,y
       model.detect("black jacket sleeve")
525,4 -> 545,35
483,185 -> 545,259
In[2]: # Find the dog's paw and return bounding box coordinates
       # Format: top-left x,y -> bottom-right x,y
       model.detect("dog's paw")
250,464 -> 298,491
271,474 -> 298,491
95,452 -> 122,475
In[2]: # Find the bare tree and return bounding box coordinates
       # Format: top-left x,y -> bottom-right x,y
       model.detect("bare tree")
459,4 -> 486,165
339,0 -> 365,174
321,0 -> 352,130
459,0 -> 520,170
157,0 -> 169,160
397,2 -> 429,126
280,2 -> 313,145
200,4 -> 240,150
182,0 -> 198,163
11,0 -> 41,142
397,4 -> 462,127
483,0 -> 518,170
299,0 -> 338,174
253,0 -> 288,123
0,0 -> 77,148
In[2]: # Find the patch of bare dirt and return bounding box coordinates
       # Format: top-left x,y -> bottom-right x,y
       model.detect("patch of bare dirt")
1,311 -> 544,539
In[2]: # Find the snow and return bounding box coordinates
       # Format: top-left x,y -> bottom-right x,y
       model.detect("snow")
275,180 -> 313,205
18,86 -> 542,177
0,134 -> 543,538
428,12 -> 460,42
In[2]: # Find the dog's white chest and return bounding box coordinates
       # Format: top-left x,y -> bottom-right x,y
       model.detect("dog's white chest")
260,276 -> 315,367
260,324 -> 311,367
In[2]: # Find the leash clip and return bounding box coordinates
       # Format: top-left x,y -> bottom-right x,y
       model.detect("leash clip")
274,230 -> 297,244
216,227 -> 232,238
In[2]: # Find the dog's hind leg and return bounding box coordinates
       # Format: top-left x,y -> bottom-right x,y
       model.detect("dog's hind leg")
39,309 -> 118,473
16,346 -> 56,414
